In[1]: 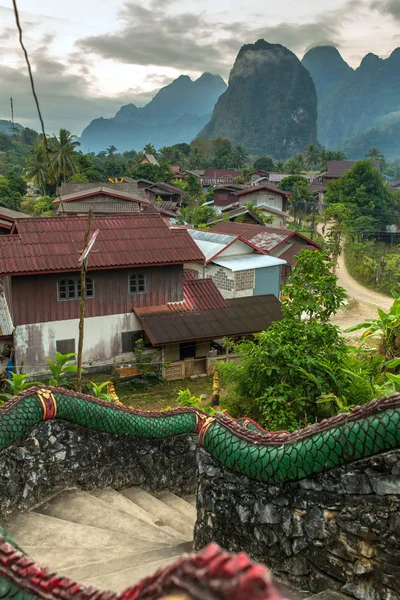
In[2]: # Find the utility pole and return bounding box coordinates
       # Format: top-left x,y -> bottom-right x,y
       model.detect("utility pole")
310,200 -> 316,240
76,209 -> 97,392
9,97 -> 18,138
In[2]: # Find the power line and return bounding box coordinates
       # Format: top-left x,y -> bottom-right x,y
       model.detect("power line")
12,0 -> 48,148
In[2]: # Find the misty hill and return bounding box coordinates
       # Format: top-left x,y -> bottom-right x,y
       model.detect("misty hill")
0,120 -> 24,135
79,73 -> 227,153
197,40 -> 317,159
303,46 -> 400,156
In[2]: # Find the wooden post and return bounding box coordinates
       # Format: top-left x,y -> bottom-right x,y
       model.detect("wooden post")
76,208 -> 93,392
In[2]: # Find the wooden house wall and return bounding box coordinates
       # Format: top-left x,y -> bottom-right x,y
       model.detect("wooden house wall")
11,265 -> 184,326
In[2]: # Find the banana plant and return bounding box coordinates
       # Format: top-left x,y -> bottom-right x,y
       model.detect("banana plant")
345,291 -> 400,359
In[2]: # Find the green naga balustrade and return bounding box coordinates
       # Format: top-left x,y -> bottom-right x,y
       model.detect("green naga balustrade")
0,387 -> 400,485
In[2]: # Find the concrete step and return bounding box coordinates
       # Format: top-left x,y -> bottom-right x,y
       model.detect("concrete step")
183,494 -> 197,507
34,490 -> 179,545
154,491 -> 197,522
306,592 -> 352,600
56,541 -> 193,586
5,511 -> 161,552
121,487 -> 194,539
85,551 -> 191,593
88,487 -> 186,541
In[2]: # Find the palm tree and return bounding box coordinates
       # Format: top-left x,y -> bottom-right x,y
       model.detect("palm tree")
305,144 -> 320,170
50,129 -> 80,183
366,147 -> 384,165
231,145 -> 248,169
143,143 -> 157,157
26,142 -> 54,193
106,145 -> 117,157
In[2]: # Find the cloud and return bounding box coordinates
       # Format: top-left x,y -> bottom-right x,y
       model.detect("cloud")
77,1 -> 345,76
0,46 -> 135,135
371,0 -> 400,19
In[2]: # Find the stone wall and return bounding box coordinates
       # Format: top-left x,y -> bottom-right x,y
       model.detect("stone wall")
0,420 -> 198,516
194,447 -> 400,600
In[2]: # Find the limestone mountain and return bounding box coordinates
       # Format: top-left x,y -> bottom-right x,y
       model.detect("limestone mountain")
79,73 -> 227,153
303,46 -> 400,156
302,46 -> 353,143
197,39 -> 318,159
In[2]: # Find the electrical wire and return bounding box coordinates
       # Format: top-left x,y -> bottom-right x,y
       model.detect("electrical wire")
12,0 -> 48,148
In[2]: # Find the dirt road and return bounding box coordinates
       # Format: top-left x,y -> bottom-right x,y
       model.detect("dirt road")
318,225 -> 392,333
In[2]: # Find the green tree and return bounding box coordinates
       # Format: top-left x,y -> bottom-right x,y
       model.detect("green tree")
305,144 -> 320,170
231,145 -> 248,169
282,249 -> 346,322
253,156 -> 275,171
26,142 -> 53,193
50,129 -> 80,184
283,154 -> 305,174
106,145 -> 117,157
366,147 -> 384,163
143,143 -> 157,156
324,160 -> 395,231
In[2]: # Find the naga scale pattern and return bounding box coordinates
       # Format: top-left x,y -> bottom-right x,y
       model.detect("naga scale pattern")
1,387 -> 400,484
1,387 -> 400,599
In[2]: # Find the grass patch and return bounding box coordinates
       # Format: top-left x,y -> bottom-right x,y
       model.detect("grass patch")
116,376 -> 214,411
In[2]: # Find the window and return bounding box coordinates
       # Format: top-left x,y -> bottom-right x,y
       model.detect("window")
121,331 -> 144,353
58,277 -> 94,300
129,272 -> 146,294
56,339 -> 75,355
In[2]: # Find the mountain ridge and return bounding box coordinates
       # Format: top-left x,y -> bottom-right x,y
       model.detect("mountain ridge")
79,73 -> 227,153
302,45 -> 400,156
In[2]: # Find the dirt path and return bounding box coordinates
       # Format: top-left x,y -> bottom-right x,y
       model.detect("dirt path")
317,224 -> 392,334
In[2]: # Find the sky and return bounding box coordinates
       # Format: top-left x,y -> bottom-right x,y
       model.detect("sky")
0,0 -> 399,135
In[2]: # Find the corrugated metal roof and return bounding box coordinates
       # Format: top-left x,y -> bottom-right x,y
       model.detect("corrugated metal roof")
235,185 -> 291,198
170,279 -> 228,311
212,254 -> 286,271
0,214 -> 204,275
0,206 -> 30,219
137,295 -> 283,345
210,222 -> 320,253
0,295 -> 13,336
55,186 -> 148,204
188,229 -> 237,262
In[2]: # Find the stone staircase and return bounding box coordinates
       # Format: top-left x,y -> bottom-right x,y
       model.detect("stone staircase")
4,487 -> 197,592
4,487 -> 350,599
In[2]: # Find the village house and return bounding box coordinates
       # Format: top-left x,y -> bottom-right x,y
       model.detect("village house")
0,205 -> 30,235
199,169 -> 242,190
185,229 -> 286,300
209,221 -> 320,285
55,182 -> 149,214
213,184 -> 246,206
208,205 -> 265,226
0,214 -> 282,379
138,153 -> 160,167
54,182 -> 179,221
233,185 -> 290,227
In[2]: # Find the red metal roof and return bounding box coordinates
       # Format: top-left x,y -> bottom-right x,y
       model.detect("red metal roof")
53,187 -> 148,205
0,214 -> 204,276
203,169 -> 242,178
136,278 -> 228,316
170,279 -> 228,312
235,185 -> 291,198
